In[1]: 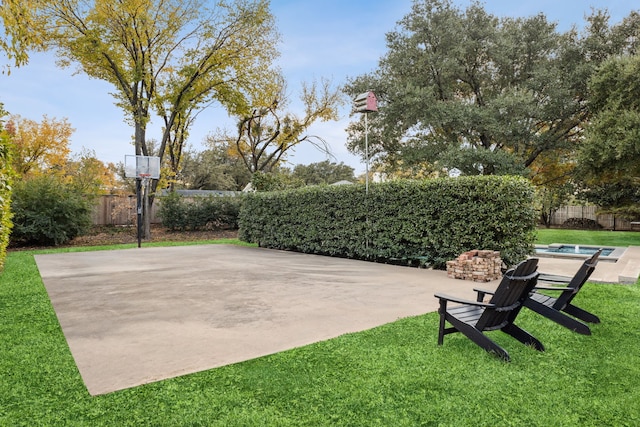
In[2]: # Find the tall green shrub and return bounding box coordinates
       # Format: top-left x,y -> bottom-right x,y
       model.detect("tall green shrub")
0,130 -> 14,270
157,191 -> 186,231
239,176 -> 537,268
158,193 -> 243,231
10,175 -> 93,246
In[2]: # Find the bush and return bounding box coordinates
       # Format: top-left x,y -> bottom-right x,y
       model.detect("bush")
10,175 -> 93,246
157,192 -> 186,231
250,171 -> 304,192
0,131 -> 14,269
158,192 -> 243,231
239,176 -> 537,269
561,218 -> 603,230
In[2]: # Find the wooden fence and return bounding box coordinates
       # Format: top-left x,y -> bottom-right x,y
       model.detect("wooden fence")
546,205 -> 637,231
91,195 -> 162,226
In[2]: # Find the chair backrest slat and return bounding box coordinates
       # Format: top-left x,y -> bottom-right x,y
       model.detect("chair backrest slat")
476,258 -> 539,331
554,249 -> 602,309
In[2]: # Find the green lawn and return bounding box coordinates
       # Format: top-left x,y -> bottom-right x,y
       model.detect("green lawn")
536,228 -> 640,247
1,240 -> 640,425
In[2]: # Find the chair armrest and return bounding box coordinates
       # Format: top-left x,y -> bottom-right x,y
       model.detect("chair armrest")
434,293 -> 494,308
473,287 -> 495,302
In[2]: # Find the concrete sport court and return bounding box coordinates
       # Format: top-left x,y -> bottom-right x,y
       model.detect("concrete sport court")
34,244 -> 639,395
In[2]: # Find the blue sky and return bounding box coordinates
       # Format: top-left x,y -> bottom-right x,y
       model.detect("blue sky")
0,0 -> 637,174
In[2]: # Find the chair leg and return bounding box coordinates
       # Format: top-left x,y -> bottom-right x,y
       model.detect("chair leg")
525,299 -> 592,335
438,313 -> 446,345
502,323 -> 545,352
563,303 -> 601,324
437,300 -> 447,345
450,319 -> 511,361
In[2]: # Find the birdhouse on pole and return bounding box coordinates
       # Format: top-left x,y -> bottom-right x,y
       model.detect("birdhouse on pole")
354,91 -> 378,113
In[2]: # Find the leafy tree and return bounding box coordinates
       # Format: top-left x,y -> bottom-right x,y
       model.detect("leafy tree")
5,115 -> 72,177
249,170 -> 304,192
5,116 -> 113,196
3,0 -> 279,236
64,149 -> 116,197
344,1 -> 640,182
291,161 -> 355,185
0,0 -> 47,70
530,150 -> 575,227
178,146 -> 251,191
0,104 -> 14,270
8,0 -> 278,158
247,161 -> 355,192
227,77 -> 344,173
576,54 -> 640,216
153,1 -> 279,190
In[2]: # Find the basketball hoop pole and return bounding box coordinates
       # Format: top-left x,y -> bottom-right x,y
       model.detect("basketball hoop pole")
136,176 -> 143,248
124,155 -> 159,247
136,173 -> 151,248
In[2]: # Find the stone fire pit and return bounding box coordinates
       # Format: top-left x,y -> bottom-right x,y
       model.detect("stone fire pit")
446,250 -> 502,282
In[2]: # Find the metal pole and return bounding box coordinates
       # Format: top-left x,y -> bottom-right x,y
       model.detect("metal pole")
143,178 -> 150,240
365,111 -> 369,194
136,177 -> 142,248
364,112 -> 369,251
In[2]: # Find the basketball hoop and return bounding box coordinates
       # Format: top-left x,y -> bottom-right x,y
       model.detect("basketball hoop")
124,155 -> 160,180
124,155 -> 160,248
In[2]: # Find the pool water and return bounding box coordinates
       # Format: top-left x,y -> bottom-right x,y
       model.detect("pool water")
537,245 -> 614,257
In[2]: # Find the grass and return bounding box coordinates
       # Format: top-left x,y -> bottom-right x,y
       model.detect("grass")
536,228 -> 640,247
2,237 -> 640,425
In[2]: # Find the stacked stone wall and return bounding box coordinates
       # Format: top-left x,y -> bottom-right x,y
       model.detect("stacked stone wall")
446,250 -> 502,282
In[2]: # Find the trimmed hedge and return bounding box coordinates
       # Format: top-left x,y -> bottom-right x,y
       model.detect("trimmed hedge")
158,192 -> 243,231
238,176 -> 537,268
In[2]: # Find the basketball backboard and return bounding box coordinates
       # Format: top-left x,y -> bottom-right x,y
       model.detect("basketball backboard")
124,155 -> 161,179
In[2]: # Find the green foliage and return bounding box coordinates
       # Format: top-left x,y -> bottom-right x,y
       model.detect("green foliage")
577,54 -> 640,212
239,176 -> 536,268
536,183 -> 575,228
9,0 -> 280,211
157,191 -> 185,230
158,192 -> 243,231
229,78 -> 344,174
291,160 -> 355,185
0,122 -> 14,270
576,182 -> 640,217
561,218 -> 602,230
249,162 -> 355,192
438,146 -> 528,177
10,175 -> 92,246
179,146 -> 251,191
250,170 -> 305,192
344,1 -> 640,183
1,247 -> 640,425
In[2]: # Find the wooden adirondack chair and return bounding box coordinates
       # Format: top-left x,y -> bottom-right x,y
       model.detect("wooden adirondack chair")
523,249 -> 602,335
435,258 -> 543,362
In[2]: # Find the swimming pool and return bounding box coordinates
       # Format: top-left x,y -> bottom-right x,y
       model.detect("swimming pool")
537,245 -> 614,256
535,244 -> 625,262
